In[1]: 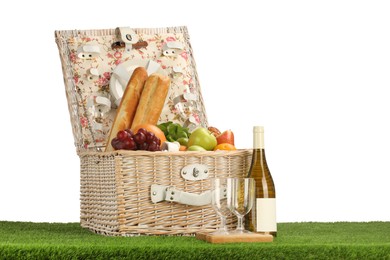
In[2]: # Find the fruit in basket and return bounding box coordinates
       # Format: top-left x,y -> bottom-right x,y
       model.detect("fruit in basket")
187,127 -> 217,151
208,126 -> 221,137
133,123 -> 166,144
187,145 -> 207,151
111,130 -> 137,150
216,130 -> 235,145
111,128 -> 162,151
133,131 -> 146,144
213,143 -> 237,151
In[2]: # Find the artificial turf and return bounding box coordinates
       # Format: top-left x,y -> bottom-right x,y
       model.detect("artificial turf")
0,221 -> 389,259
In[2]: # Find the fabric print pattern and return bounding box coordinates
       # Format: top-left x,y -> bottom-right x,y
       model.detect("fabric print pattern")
57,27 -> 208,151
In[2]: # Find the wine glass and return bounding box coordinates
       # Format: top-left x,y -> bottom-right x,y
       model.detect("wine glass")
228,178 -> 255,234
210,178 -> 232,235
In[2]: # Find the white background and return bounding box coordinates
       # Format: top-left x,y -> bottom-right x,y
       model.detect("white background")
1,0 -> 389,223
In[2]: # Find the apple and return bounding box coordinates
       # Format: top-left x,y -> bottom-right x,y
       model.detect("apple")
187,127 -> 217,151
187,145 -> 207,151
217,130 -> 235,145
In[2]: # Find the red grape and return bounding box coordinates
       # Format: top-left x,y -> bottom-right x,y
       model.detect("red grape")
145,132 -> 155,144
137,128 -> 147,135
133,132 -> 146,144
111,137 -> 124,150
153,136 -> 161,146
117,130 -> 128,141
138,142 -> 149,151
124,138 -> 136,150
148,141 -> 158,151
111,128 -> 162,152
125,129 -> 134,137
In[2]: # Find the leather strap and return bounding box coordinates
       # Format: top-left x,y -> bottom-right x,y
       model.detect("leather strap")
151,184 -> 226,207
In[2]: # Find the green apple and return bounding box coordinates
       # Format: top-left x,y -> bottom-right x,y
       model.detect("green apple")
187,145 -> 207,151
188,127 -> 217,151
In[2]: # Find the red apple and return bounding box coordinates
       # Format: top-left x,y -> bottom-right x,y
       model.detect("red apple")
216,130 -> 234,145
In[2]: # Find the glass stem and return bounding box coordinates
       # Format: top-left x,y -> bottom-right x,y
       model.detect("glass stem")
220,215 -> 227,231
236,215 -> 244,231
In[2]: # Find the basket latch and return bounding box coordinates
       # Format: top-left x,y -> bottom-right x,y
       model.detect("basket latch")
180,164 -> 209,181
115,27 -> 139,52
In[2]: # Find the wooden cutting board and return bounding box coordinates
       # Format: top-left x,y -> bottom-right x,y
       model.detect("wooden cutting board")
196,232 -> 273,244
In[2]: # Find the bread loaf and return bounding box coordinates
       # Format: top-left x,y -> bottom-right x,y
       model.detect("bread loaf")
105,67 -> 148,151
130,73 -> 170,130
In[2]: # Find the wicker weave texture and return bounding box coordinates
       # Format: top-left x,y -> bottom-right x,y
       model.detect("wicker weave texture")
79,150 -> 252,236
80,153 -> 119,235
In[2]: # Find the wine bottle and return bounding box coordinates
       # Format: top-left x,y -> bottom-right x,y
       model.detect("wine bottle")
245,126 -> 277,236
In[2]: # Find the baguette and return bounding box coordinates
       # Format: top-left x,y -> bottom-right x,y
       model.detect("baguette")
130,73 -> 170,130
105,67 -> 148,151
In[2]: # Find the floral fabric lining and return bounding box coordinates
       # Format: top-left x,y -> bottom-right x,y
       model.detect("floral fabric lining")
58,28 -> 207,151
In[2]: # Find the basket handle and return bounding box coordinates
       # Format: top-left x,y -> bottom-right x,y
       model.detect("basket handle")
151,184 -> 225,206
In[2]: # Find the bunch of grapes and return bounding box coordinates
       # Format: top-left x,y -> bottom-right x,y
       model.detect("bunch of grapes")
111,128 -> 161,151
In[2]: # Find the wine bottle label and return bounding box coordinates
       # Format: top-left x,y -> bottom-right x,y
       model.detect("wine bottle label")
256,198 -> 277,232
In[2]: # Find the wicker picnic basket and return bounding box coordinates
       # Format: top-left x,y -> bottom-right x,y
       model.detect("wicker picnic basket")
55,26 -> 252,236
79,150 -> 251,236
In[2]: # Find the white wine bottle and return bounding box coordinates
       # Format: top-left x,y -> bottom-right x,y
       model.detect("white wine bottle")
245,126 -> 277,236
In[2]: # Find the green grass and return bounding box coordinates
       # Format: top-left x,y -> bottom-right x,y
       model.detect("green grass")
0,221 -> 389,259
